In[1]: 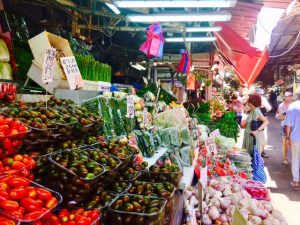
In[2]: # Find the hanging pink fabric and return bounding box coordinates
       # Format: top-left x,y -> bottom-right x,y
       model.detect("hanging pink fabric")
139,23 -> 165,59
177,49 -> 191,74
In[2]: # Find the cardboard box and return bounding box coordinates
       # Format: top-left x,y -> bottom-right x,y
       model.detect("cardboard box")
28,31 -> 73,80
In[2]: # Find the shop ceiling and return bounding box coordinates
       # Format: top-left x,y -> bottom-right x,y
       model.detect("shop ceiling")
6,0 -> 294,69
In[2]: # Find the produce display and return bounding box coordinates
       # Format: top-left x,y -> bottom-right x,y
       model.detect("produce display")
202,177 -> 287,225
0,176 -> 61,222
0,82 -> 17,102
75,54 -> 112,82
109,194 -> 167,225
35,208 -> 101,225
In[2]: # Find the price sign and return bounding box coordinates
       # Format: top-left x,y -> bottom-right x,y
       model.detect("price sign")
200,165 -> 208,190
210,129 -> 221,138
42,48 -> 56,83
205,137 -> 218,157
60,56 -> 84,90
127,96 -> 135,118
98,81 -> 111,92
143,107 -> 148,125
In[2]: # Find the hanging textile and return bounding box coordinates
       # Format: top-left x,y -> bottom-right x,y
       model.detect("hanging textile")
177,49 -> 191,74
139,23 -> 164,59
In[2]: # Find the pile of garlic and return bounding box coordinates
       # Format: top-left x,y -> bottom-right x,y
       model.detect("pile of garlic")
202,177 -> 287,225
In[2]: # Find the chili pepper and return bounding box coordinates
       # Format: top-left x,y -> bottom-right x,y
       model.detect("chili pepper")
8,210 -> 23,219
11,161 -> 25,170
216,166 -> 227,176
21,197 -> 42,212
0,200 -> 19,211
0,191 -> 9,201
45,197 -> 58,209
3,139 -> 13,152
10,187 -> 26,200
11,140 -> 22,148
7,177 -> 30,187
24,211 -> 45,220
36,188 -> 52,200
77,217 -> 92,225
226,169 -> 235,176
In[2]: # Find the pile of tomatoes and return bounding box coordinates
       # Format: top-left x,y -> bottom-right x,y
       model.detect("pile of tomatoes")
34,208 -> 100,225
0,116 -> 29,158
0,154 -> 36,180
0,176 -> 60,221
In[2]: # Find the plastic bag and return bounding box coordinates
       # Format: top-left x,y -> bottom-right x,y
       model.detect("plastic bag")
159,128 -> 171,148
0,39 -> 10,63
169,126 -> 182,147
252,145 -> 267,183
0,62 -> 13,80
180,127 -> 190,146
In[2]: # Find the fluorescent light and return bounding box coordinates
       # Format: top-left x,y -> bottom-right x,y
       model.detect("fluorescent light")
165,37 -> 216,42
106,3 -> 120,14
127,13 -> 231,22
115,0 -> 237,8
131,63 -> 146,71
186,26 -> 222,32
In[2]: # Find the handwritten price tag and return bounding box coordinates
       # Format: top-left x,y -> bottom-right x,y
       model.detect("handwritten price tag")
60,56 -> 84,90
42,48 -> 56,83
127,96 -> 135,118
205,137 -> 218,157
210,129 -> 221,138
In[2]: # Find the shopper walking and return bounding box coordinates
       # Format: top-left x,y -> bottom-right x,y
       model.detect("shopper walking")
276,92 -> 293,165
230,93 -> 244,125
241,94 -> 269,156
284,87 -> 300,190
255,88 -> 272,158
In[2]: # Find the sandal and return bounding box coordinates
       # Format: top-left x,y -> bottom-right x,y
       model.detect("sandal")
290,181 -> 300,190
261,152 -> 269,158
282,160 -> 289,165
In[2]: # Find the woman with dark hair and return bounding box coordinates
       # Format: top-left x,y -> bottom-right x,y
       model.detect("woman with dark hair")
230,93 -> 243,125
241,94 -> 269,156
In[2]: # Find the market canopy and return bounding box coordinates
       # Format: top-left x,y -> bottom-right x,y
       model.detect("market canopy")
214,23 -> 269,86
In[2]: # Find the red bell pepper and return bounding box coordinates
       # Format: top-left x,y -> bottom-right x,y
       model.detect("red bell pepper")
7,177 -> 30,188
25,186 -> 37,198
36,188 -> 52,201
23,211 -> 45,220
21,197 -> 42,212
10,187 -> 26,200
0,191 -> 9,201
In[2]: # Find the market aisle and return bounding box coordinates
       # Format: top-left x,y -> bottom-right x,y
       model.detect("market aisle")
263,115 -> 300,225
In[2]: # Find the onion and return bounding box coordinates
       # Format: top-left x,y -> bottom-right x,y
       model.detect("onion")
254,207 -> 268,220
220,214 -> 228,222
215,219 -> 222,225
226,205 -> 235,217
261,201 -> 272,213
230,193 -> 240,205
207,187 -> 216,198
215,191 -> 223,198
239,207 -> 249,220
249,215 -> 262,225
241,189 -> 251,198
209,197 -> 220,208
238,198 -> 250,208
202,214 -> 212,225
223,188 -> 232,197
209,179 -> 219,187
220,197 -> 231,210
232,183 -> 241,193
208,206 -> 220,220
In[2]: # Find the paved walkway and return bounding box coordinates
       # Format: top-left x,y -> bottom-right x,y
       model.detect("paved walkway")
257,115 -> 300,225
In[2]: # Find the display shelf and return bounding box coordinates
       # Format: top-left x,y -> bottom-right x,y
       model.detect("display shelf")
179,146 -> 199,190
143,147 -> 168,167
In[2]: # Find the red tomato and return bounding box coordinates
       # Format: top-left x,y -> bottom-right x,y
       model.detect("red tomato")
11,161 -> 25,170
10,187 -> 26,200
7,177 -> 30,188
23,211 -> 44,220
2,158 -> 14,166
76,217 -> 92,225
36,188 -> 52,200
25,187 -> 37,198
87,210 -> 100,220
58,208 -> 69,218
21,197 -> 42,212
45,197 -> 58,209
0,200 -> 19,211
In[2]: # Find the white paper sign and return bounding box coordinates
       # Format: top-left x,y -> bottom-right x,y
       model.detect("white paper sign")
42,48 -> 56,83
60,56 -> 84,90
143,107 -> 148,125
98,81 -> 111,92
200,165 -> 208,190
205,137 -> 218,157
210,129 -> 221,138
127,96 -> 135,118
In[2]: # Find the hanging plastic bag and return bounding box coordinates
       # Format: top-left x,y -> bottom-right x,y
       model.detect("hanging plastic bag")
177,49 -> 191,74
186,74 -> 196,90
252,144 -> 267,183
139,23 -> 165,59
0,62 -> 13,80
